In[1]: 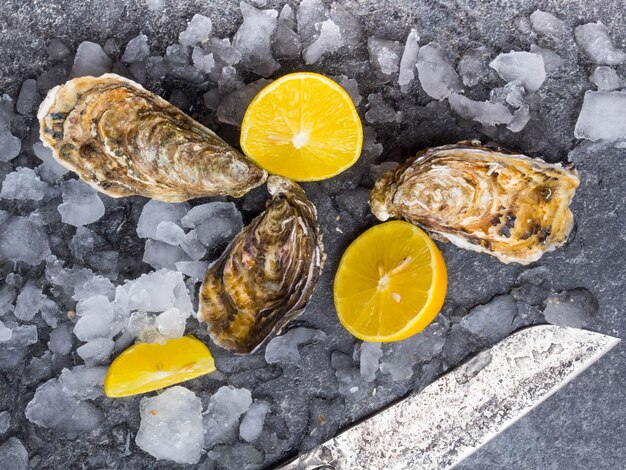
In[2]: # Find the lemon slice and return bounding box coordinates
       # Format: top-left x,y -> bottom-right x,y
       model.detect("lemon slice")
104,336 -> 215,398
334,221 -> 447,342
240,72 -> 363,181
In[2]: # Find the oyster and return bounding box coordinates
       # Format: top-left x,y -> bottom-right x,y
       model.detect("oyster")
38,74 -> 266,202
370,141 -> 579,264
199,176 -> 325,354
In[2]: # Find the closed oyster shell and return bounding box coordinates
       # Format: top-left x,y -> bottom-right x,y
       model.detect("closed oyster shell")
199,176 -> 325,354
38,74 -> 266,202
370,141 -> 579,264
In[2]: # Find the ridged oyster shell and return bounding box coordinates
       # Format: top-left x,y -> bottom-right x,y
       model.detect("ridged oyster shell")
199,176 -> 325,354
38,74 -> 266,202
370,141 -> 579,264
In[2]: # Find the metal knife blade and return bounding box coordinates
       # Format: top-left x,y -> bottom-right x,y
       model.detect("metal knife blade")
280,325 -> 619,470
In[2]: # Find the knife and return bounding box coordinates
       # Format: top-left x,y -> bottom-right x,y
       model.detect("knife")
280,325 -> 619,470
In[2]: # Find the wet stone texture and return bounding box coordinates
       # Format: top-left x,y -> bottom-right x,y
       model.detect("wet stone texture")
0,0 -> 625,469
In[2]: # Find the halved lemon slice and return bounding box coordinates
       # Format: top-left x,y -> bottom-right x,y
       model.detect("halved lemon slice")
240,72 -> 363,181
334,221 -> 447,342
104,336 -> 215,398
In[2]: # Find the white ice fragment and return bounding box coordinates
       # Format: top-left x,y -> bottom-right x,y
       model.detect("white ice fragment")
232,2 -> 280,77
398,29 -> 420,92
0,216 -> 51,265
239,400 -> 271,443
0,437 -> 28,469
48,323 -> 73,355
332,75 -> 361,106
74,295 -> 117,341
14,280 -> 46,321
460,295 -> 517,342
359,341 -> 382,382
175,260 -> 209,281
143,239 -> 190,270
33,141 -> 69,176
296,0 -> 328,47
155,308 -> 189,339
204,386 -> 252,447
448,93 -> 513,126
590,66 -> 626,91
137,200 -> 190,239
574,22 -> 626,65
0,410 -> 10,433
76,338 -> 115,366
543,289 -> 597,328
365,93 -> 402,123
489,51 -> 546,92
303,19 -> 343,64
146,56 -> 168,79
72,275 -> 116,302
70,41 -> 112,77
529,10 -> 568,37
125,269 -> 193,314
574,91 -> 626,142
0,131 -> 21,163
181,202 -> 243,247
0,320 -> 12,342
191,47 -> 215,74
16,79 -> 39,115
508,104 -> 531,133
368,37 -> 403,77
489,80 -> 526,108
329,2 -> 362,49
122,34 -> 151,63
272,6 -> 302,59
180,230 -> 207,260
179,14 -> 213,47
529,45 -> 564,73
458,47 -> 489,87
25,378 -> 104,431
217,79 -> 271,127
137,386 -> 204,464
417,42 -> 464,100
1,167 -> 49,201
58,180 -> 105,227
155,221 -> 187,246
59,366 -> 106,400
264,327 -> 326,364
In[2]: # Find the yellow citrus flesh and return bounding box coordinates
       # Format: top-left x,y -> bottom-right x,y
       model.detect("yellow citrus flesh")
334,221 -> 447,342
104,336 -> 215,398
240,72 -> 363,181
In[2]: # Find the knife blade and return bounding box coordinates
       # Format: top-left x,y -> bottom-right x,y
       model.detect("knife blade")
280,325 -> 619,470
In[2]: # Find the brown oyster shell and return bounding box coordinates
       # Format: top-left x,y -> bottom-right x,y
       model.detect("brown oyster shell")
199,176 -> 325,354
370,141 -> 580,264
37,74 -> 266,202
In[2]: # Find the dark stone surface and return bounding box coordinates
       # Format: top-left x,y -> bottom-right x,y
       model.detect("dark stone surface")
0,0 -> 624,469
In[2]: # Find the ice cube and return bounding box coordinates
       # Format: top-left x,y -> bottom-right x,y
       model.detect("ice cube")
232,2 -> 280,77
143,239 -> 190,270
136,386 -> 204,464
59,366 -> 107,400
125,269 -> 193,314
179,14 -> 213,47
72,275 -> 116,302
0,216 -> 51,265
167,63 -> 207,84
296,0 -> 328,47
589,66 -> 626,91
0,437 -> 28,470
210,38 -> 242,66
416,42 -> 464,99
121,34 -> 151,63
529,45 -> 564,73
272,10 -> 302,59
25,378 -> 104,432
277,3 -> 296,29
544,288 -> 597,328
155,221 -> 187,246
332,75 -> 361,106
368,37 -> 403,78
76,338 -> 115,366
303,19 -> 343,64
0,410 -> 10,434
181,202 -> 243,247
46,39 -> 71,60
508,104 -> 531,133
264,327 -> 327,364
203,385 -> 252,448
0,320 -> 12,342
529,10 -> 568,37
0,130 -> 21,163
14,280 -> 46,321
574,91 -> 626,142
146,56 -> 168,79
191,47 -> 215,74
58,180 -> 105,227
155,308 -> 189,338
70,41 -> 113,77
365,93 -> 402,123
137,199 -> 190,239
398,29 -> 420,92
165,44 -> 191,65
74,295 -> 117,341
239,400 -> 271,443
175,260 -> 209,281
180,230 -> 208,260
448,93 -> 514,126
574,22 -> 626,65
489,51 -> 546,92
329,2 -> 362,49
460,295 -> 517,343
217,79 -> 271,126
48,323 -> 73,355
1,167 -> 49,201
359,341 -> 382,382
489,80 -> 525,108
16,79 -> 39,115
33,141 -> 69,176
458,47 -> 489,87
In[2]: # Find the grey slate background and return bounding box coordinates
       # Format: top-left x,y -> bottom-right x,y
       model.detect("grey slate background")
1,0 -> 625,468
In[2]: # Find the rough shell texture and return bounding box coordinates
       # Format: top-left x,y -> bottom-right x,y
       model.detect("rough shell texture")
38,73 -> 266,202
370,141 -> 580,264
199,176 -> 326,354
